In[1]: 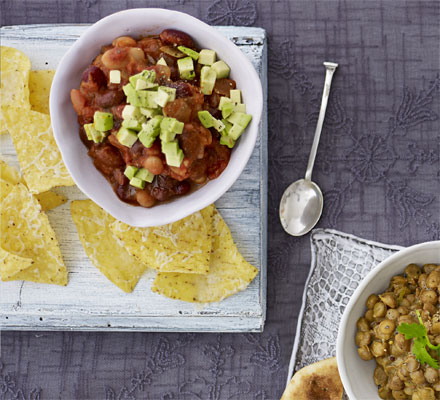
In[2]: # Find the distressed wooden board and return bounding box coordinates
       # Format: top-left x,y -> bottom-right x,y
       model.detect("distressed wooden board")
0,24 -> 267,332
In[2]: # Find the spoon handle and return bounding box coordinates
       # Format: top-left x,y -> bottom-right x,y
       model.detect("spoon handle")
304,62 -> 338,181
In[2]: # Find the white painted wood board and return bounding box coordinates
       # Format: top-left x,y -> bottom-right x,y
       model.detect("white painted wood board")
0,24 -> 267,332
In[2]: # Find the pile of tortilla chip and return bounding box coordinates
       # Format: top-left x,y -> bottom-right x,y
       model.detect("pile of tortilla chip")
1,46 -> 74,193
71,200 -> 258,302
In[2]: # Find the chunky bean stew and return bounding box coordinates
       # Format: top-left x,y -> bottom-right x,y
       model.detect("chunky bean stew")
356,263 -> 440,400
70,29 -> 252,207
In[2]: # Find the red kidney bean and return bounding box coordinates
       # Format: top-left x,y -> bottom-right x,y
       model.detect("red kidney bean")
159,29 -> 194,48
81,66 -> 107,90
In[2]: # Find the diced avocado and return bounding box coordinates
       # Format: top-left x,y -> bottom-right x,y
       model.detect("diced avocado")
160,117 -> 184,142
109,70 -> 121,84
218,96 -> 233,110
157,57 -> 167,66
129,70 -> 156,87
158,86 -> 176,102
177,46 -> 199,60
123,83 -> 142,106
155,88 -> 170,108
233,103 -> 246,113
84,123 -> 105,143
122,105 -> 141,120
162,140 -> 184,168
137,90 -> 159,108
227,124 -> 245,141
93,111 -> 113,131
211,60 -> 230,79
122,119 -> 142,131
198,110 -> 215,128
212,118 -> 225,133
221,119 -> 233,134
220,134 -> 235,148
138,130 -> 156,148
140,107 -> 161,118
124,166 -> 138,180
142,115 -> 163,136
198,49 -> 216,65
135,79 -> 148,91
117,127 -> 138,147
221,101 -> 234,119
129,177 -> 145,189
134,167 -> 154,183
177,57 -> 194,79
200,66 -> 217,95
227,112 -> 252,128
229,89 -> 241,104
181,71 -> 195,80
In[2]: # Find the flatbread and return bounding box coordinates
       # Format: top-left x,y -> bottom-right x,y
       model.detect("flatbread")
281,357 -> 343,400
152,208 -> 258,303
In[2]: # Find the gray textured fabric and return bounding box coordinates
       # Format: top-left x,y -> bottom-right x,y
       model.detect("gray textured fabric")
1,1 -> 439,399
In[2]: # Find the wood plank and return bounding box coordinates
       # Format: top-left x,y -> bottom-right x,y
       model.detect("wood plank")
0,24 -> 267,332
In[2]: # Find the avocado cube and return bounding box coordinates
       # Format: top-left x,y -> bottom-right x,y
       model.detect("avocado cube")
117,127 -> 138,147
84,123 -> 105,143
124,165 -> 138,180
155,88 -> 170,107
177,46 -> 199,61
177,57 -> 194,79
227,124 -> 245,141
122,119 -> 142,131
221,119 -> 233,134
218,96 -> 233,110
137,90 -> 159,108
200,66 -> 217,95
129,177 -> 145,189
221,101 -> 234,119
159,86 -> 176,102
122,105 -> 141,120
212,118 -> 225,133
129,70 -> 156,87
198,110 -> 215,128
138,131 -> 156,148
84,123 -> 96,141
140,107 -> 161,118
229,89 -> 241,104
160,130 -> 177,143
134,167 -> 154,183
198,49 -> 216,65
234,103 -> 246,113
220,134 -> 235,148
162,141 -> 184,167
157,57 -> 167,66
211,60 -> 230,79
123,83 -> 142,107
141,115 -> 163,137
135,79 -> 148,91
227,112 -> 252,128
109,70 -> 121,84
181,71 -> 195,81
94,111 -> 113,131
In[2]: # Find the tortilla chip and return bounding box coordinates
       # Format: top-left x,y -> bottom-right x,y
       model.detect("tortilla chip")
111,205 -> 214,274
1,46 -> 31,73
29,70 -> 55,114
0,112 -> 8,135
0,248 -> 35,281
152,208 -> 258,303
36,191 -> 67,211
0,183 -> 67,285
0,159 -> 22,184
2,106 -> 74,193
280,357 -> 343,400
71,200 -> 149,293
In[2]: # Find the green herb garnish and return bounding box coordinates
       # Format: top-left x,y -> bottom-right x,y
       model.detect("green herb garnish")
397,310 -> 440,369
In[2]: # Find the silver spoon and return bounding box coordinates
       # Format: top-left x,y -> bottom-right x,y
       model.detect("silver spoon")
279,62 -> 338,236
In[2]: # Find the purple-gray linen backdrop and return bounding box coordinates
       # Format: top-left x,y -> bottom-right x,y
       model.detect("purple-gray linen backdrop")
1,1 -> 439,399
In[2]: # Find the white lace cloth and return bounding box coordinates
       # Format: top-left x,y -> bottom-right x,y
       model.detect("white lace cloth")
287,229 -> 404,388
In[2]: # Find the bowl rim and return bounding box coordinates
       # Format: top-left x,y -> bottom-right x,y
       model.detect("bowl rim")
336,240 -> 440,399
50,8 -> 263,227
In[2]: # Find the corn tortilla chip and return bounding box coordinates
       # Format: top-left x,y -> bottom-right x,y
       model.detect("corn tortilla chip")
0,112 -> 8,135
0,183 -> 67,285
0,160 -> 21,184
36,191 -> 67,211
0,248 -> 35,281
1,46 -> 31,73
2,106 -> 74,193
152,209 -> 258,303
71,200 -> 149,293
110,205 -> 214,274
29,70 -> 55,114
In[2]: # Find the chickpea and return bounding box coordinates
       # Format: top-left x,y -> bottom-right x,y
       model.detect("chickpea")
400,298 -> 410,307
410,369 -> 426,385
143,156 -> 164,175
433,381 -> 440,391
421,289 -> 438,304
388,375 -> 404,390
374,366 -> 387,386
419,273 -> 428,288
394,333 -> 411,352
378,386 -> 391,399
380,293 -> 397,308
374,302 -> 387,318
371,340 -> 388,357
112,36 -> 137,47
392,275 -> 407,288
101,47 -> 130,69
386,308 -> 400,321
135,189 -> 156,208
406,293 -> 416,303
432,322 -> 440,334
403,386 -> 414,396
398,315 -> 415,325
355,331 -> 372,346
413,387 -> 435,400
398,363 -> 409,380
423,302 -> 437,315
357,317 -> 370,332
366,294 -> 379,309
391,390 -> 406,399
397,306 -> 408,315
365,309 -> 375,322
128,47 -> 145,62
423,264 -> 437,274
425,367 -> 439,383
405,263 -> 421,277
358,345 -> 373,360
427,270 -> 440,289
406,356 -> 420,372
375,319 -> 395,340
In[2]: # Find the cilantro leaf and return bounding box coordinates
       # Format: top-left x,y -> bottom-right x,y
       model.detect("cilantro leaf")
413,338 -> 439,369
398,322 -> 427,339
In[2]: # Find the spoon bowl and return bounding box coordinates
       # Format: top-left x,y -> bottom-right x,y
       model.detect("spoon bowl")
279,179 -> 323,236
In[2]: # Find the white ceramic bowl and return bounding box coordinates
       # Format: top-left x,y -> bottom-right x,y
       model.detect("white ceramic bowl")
337,241 -> 440,399
50,8 -> 263,227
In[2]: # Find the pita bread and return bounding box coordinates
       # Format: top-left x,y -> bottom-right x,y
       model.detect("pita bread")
281,357 -> 343,400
